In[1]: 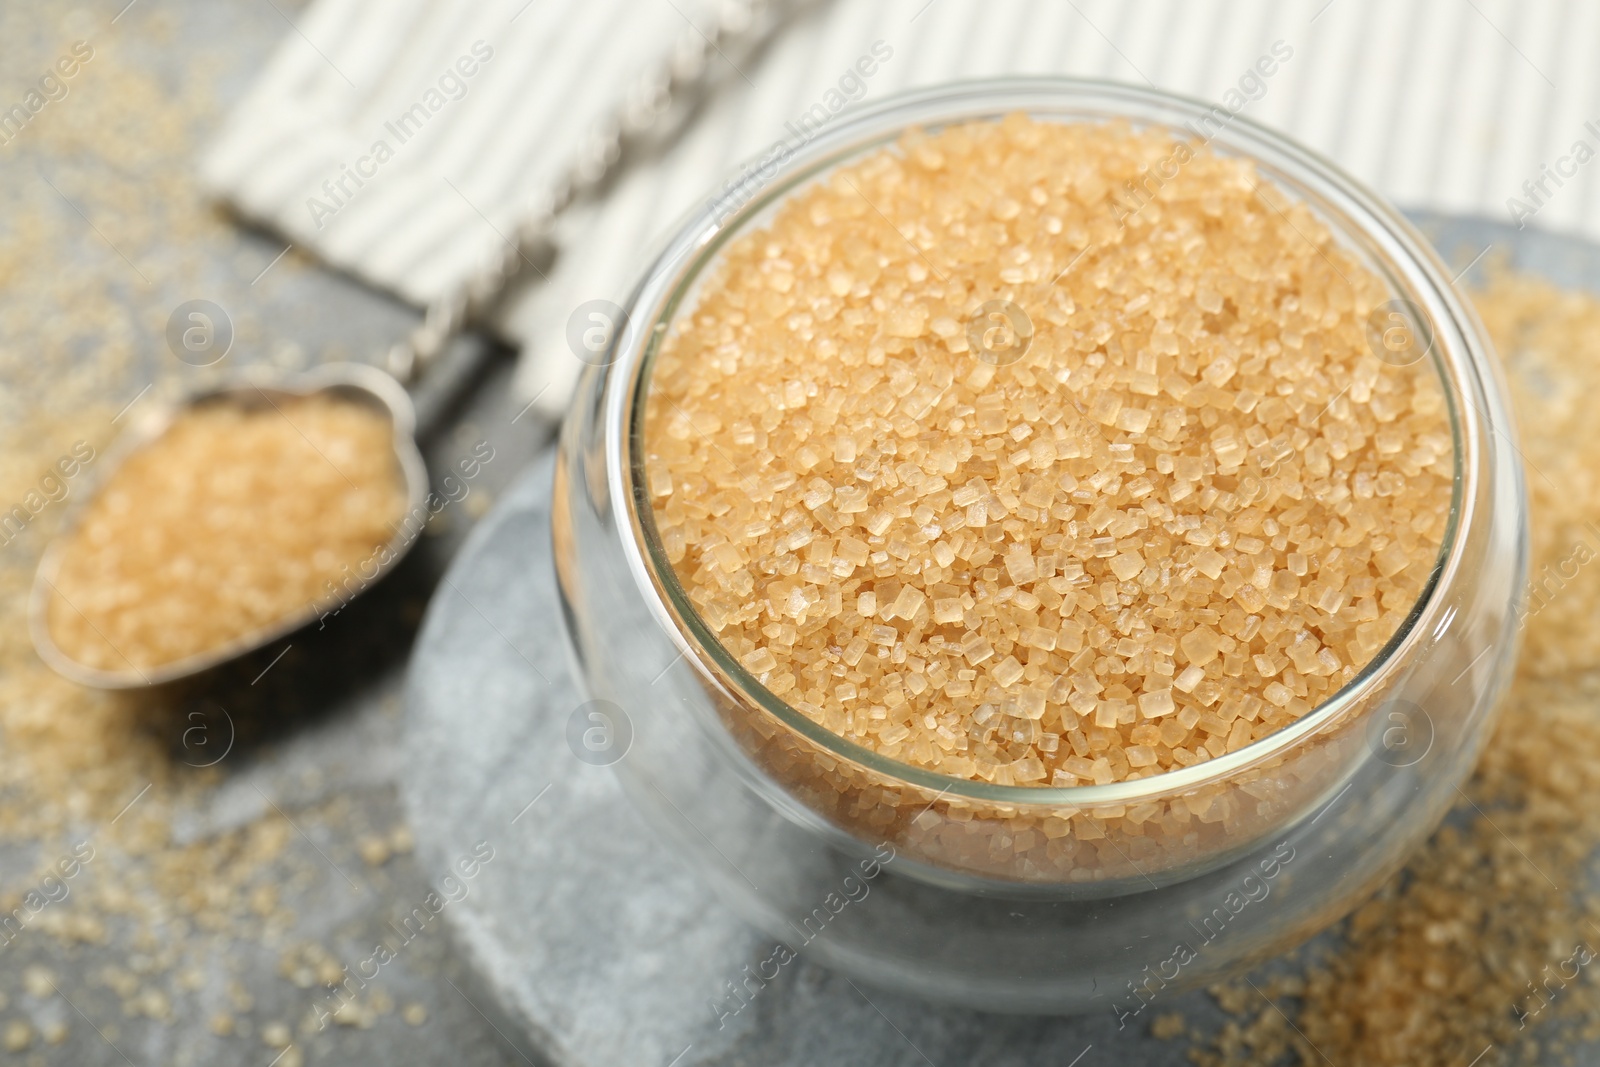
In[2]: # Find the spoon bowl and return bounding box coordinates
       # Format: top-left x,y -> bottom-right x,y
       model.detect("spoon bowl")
30,362 -> 430,689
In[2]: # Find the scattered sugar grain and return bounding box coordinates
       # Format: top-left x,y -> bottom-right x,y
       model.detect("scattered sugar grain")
21,967 -> 53,1000
389,825 -> 415,854
2,1020 -> 31,1053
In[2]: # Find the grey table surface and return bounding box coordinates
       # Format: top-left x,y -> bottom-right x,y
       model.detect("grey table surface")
0,2 -> 549,1065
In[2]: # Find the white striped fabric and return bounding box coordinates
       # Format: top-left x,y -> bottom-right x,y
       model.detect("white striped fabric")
201,0 -> 721,305
203,0 -> 1600,419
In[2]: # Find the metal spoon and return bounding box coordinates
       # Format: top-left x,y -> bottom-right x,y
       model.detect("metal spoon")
30,145 -> 572,686
29,358 -> 447,690
28,197 -> 544,691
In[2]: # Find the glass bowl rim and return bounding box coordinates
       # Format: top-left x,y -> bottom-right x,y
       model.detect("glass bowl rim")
601,75 -> 1490,808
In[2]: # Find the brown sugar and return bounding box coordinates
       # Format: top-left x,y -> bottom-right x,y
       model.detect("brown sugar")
45,394 -> 407,672
643,115 -> 1453,789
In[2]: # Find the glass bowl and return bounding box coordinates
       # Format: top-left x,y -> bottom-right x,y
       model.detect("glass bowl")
552,78 -> 1526,1014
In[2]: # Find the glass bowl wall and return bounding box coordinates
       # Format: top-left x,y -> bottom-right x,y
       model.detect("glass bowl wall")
552,79 -> 1526,1012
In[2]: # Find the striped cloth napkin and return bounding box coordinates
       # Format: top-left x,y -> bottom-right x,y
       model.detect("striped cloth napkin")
204,0 -> 1597,420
